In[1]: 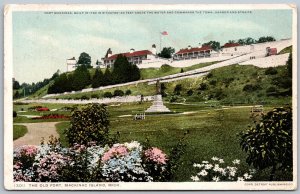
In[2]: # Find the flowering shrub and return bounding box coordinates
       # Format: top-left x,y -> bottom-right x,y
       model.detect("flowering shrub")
190,157 -> 255,182
36,107 -> 49,111
13,141 -> 169,182
32,114 -> 69,120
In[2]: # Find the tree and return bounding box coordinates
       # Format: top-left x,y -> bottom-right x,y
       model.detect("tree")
287,53 -> 292,78
72,65 -> 91,91
77,52 -> 92,68
256,36 -> 276,43
158,47 -> 175,58
130,64 -> 141,81
112,55 -> 131,83
92,68 -> 104,88
112,55 -> 140,83
202,41 -> 220,51
65,103 -> 110,146
103,68 -> 113,86
13,79 -> 20,89
240,107 -> 292,181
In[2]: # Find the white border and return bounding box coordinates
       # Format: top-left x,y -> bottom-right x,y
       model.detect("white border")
4,4 -> 298,190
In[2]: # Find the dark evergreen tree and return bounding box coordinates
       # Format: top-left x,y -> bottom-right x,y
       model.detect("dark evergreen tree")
112,55 -> 131,83
92,68 -> 104,88
13,79 -> 20,89
72,65 -> 91,91
103,68 -> 113,86
130,64 -> 141,81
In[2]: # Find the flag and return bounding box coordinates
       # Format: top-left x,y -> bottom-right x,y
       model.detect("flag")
161,31 -> 168,35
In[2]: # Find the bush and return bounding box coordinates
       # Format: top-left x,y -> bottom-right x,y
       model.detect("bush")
169,95 -> 178,103
91,94 -> 99,99
103,92 -> 113,98
243,84 -> 261,92
113,89 -> 124,97
240,107 -> 292,181
206,72 -> 213,78
160,64 -> 172,72
28,106 -> 42,111
65,103 -> 110,146
265,67 -> 278,75
209,80 -> 217,86
191,157 -> 255,182
186,89 -> 193,96
80,95 -> 90,100
13,111 -> 17,118
125,89 -> 132,96
199,83 -> 208,91
13,141 -> 170,182
173,84 -> 182,95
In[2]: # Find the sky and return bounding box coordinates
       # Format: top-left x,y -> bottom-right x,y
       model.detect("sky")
12,9 -> 293,83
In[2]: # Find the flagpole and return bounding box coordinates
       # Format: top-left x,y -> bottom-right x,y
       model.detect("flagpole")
159,32 -> 162,53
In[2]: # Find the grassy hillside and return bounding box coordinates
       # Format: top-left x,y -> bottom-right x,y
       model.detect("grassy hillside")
163,64 -> 292,105
42,63 -> 292,106
140,61 -> 218,79
278,45 -> 292,55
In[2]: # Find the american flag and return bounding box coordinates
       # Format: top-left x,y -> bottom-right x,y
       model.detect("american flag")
161,31 -> 168,35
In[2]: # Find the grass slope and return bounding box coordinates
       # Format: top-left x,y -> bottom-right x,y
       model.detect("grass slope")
163,64 -> 292,105
13,125 -> 28,140
140,61 -> 218,80
278,46 -> 292,55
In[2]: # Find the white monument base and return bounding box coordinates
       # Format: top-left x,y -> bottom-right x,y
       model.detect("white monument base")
145,95 -> 171,113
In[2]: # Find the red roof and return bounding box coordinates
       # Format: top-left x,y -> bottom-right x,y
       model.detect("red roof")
175,45 -> 212,55
223,43 -> 240,48
105,50 -> 153,60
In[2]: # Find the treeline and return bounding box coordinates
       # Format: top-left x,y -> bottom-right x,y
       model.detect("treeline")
48,55 -> 140,94
13,71 -> 59,99
228,36 -> 276,46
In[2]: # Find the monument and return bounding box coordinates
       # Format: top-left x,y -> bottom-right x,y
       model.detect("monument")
145,80 -> 171,113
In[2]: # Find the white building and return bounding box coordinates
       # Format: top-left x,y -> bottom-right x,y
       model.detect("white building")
102,44 -> 158,68
66,57 -> 77,72
173,45 -> 218,60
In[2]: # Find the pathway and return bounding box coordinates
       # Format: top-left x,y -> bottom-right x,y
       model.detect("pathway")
13,122 -> 60,149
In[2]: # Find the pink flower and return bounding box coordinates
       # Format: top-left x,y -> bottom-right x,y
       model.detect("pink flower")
16,145 -> 38,157
101,145 -> 128,162
144,147 -> 168,165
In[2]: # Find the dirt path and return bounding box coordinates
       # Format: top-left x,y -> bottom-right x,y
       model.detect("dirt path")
14,122 -> 60,149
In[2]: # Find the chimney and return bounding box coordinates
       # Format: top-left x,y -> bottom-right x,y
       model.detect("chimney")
199,43 -> 202,48
130,48 -> 135,53
188,45 -> 191,50
106,48 -> 112,58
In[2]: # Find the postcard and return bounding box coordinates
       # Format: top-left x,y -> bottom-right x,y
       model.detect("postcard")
4,4 -> 297,190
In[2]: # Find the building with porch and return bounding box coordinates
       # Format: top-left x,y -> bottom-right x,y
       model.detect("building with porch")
173,45 -> 217,60
102,45 -> 157,68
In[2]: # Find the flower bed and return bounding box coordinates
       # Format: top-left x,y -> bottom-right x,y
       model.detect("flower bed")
190,157 -> 255,182
36,107 -> 49,111
13,141 -> 169,182
31,114 -> 69,120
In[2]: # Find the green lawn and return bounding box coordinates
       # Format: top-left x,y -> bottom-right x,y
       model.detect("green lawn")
54,102 -> 291,181
13,125 -> 28,140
